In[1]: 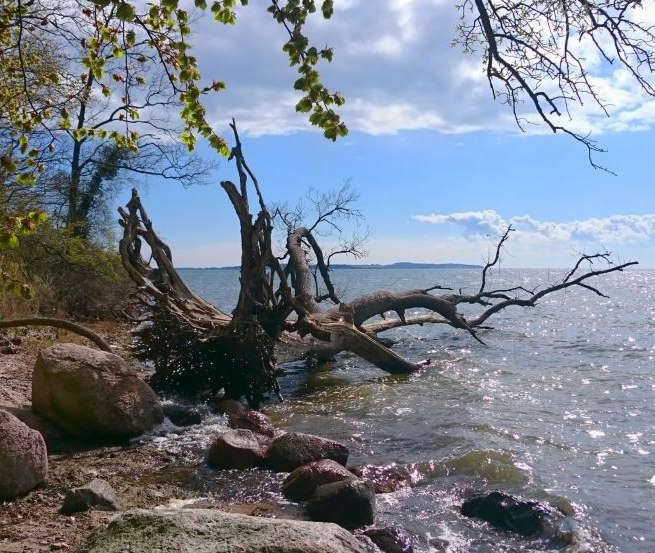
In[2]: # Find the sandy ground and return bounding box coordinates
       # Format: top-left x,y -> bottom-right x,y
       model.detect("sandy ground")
0,323 -> 296,553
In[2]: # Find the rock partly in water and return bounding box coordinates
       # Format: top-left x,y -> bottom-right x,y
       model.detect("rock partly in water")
0,409 -> 48,500
282,459 -> 357,501
349,463 -> 414,494
79,508 -> 369,553
460,491 -> 562,537
60,478 -> 119,515
267,432 -> 349,472
228,410 -> 276,437
207,429 -> 272,469
215,399 -> 245,415
32,343 -> 163,441
162,402 -> 203,427
308,479 -> 375,529
362,527 -> 414,553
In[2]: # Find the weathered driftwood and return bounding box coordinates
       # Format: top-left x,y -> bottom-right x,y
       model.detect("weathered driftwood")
117,122 -> 638,402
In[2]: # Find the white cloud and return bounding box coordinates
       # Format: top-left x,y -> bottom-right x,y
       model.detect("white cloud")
187,2 -> 655,138
413,210 -> 655,245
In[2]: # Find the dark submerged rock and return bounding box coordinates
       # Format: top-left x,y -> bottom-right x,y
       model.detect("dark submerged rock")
228,410 -> 275,437
0,409 -> 48,500
460,491 -> 560,537
362,527 -> 414,553
282,459 -> 357,501
308,479 -> 375,529
215,399 -> 245,415
162,402 -> 203,426
60,478 -> 119,514
267,432 -> 349,472
349,463 -> 413,493
207,429 -> 272,469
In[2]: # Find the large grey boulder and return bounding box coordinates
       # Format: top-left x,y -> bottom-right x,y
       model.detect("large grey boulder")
267,432 -> 349,472
0,409 -> 48,500
32,343 -> 163,441
80,508 -> 369,553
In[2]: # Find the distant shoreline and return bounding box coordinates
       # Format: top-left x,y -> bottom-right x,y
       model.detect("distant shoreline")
178,262 -> 483,270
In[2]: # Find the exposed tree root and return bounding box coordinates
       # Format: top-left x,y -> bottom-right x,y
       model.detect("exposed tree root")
117,123 -> 638,401
0,318 -> 112,352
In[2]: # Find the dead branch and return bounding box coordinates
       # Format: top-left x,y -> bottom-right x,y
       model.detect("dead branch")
118,188 -> 231,331
468,259 -> 638,327
0,318 -> 112,352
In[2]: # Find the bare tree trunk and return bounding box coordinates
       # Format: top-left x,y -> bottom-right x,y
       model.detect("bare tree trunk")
118,125 -> 638,403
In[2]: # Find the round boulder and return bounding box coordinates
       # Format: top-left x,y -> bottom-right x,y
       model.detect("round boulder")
282,459 -> 357,501
267,432 -> 349,472
207,429 -> 272,469
32,343 -> 164,441
228,410 -> 275,437
350,463 -> 414,493
308,479 -> 375,529
0,409 -> 48,500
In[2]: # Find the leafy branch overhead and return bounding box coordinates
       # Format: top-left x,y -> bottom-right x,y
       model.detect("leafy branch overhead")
1,0 -> 344,167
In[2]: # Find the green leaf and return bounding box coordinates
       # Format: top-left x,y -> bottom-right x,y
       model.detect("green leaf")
321,0 -> 334,18
296,97 -> 313,113
116,2 -> 136,21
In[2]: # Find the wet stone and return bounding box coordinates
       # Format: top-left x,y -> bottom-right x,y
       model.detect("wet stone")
349,463 -> 413,493
282,459 -> 357,501
308,479 -> 375,530
207,429 -> 272,470
362,527 -> 414,553
163,403 -> 203,427
460,491 -> 561,537
228,410 -> 275,437
267,432 -> 349,472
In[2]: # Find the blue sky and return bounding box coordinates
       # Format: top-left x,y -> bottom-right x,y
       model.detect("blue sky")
129,1 -> 655,269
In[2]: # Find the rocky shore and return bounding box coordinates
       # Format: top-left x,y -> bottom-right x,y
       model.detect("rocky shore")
0,324 -> 578,553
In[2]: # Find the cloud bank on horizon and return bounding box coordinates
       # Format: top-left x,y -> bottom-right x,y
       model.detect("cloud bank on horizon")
192,0 -> 655,138
413,210 -> 655,244
407,210 -> 654,267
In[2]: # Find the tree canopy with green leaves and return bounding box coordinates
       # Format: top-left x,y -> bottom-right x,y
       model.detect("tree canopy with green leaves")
2,0 -> 654,243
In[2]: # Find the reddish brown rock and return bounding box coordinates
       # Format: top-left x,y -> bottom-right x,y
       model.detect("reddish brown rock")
207,429 -> 272,470
228,410 -> 275,437
282,459 -> 357,501
267,432 -> 349,472
0,409 -> 48,500
349,463 -> 414,493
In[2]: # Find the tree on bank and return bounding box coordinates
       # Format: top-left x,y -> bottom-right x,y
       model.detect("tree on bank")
2,0 -> 653,401
119,122 -> 637,405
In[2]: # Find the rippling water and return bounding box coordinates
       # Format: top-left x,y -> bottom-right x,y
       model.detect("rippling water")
179,267 -> 655,553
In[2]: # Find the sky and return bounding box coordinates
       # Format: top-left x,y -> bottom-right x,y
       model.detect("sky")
128,0 -> 655,269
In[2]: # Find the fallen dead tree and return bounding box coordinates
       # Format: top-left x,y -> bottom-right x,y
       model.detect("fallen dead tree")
118,123 -> 638,405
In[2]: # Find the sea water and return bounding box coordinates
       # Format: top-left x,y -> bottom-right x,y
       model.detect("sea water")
179,267 -> 655,553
